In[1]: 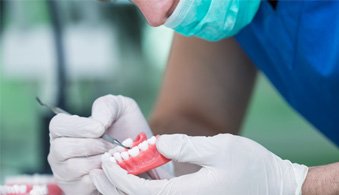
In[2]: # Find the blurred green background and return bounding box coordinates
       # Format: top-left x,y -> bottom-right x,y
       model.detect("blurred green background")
0,0 -> 338,184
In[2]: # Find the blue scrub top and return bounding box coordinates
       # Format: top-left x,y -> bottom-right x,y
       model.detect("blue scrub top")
236,0 -> 339,146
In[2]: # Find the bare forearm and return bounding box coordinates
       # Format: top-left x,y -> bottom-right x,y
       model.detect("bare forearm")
302,162 -> 339,195
150,34 -> 256,136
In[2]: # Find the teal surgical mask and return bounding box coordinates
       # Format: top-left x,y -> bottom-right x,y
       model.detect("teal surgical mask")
164,0 -> 260,41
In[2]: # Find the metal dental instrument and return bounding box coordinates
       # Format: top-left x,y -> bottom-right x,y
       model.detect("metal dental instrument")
36,97 -> 70,115
36,97 -> 131,149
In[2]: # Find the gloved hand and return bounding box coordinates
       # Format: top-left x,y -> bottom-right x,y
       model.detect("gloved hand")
48,95 -> 156,195
91,133 -> 308,195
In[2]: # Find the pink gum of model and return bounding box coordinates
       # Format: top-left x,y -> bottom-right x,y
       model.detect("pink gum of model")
117,133 -> 170,175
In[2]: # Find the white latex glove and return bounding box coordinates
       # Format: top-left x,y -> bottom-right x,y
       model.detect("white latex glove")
48,95 -> 160,195
91,133 -> 308,195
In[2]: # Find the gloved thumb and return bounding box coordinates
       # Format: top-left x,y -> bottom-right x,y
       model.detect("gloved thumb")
156,134 -> 218,167
90,169 -> 121,195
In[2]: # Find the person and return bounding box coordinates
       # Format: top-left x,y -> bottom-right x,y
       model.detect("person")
47,0 -> 339,194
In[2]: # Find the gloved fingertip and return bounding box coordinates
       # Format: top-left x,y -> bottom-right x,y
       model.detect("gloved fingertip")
91,95 -> 116,128
101,152 -> 117,164
49,113 -> 67,130
50,113 -> 106,138
156,134 -> 184,159
155,135 -> 169,155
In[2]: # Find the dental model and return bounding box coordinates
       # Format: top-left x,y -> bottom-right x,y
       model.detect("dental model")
107,133 -> 170,175
1,175 -> 62,195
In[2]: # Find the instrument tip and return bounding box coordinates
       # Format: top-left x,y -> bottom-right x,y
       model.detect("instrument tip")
36,97 -> 44,106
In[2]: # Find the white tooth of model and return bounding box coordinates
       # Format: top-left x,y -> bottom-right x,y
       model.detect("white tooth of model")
121,151 -> 130,160
128,147 -> 140,157
138,141 -> 149,151
114,152 -> 123,162
122,138 -> 133,148
147,136 -> 156,145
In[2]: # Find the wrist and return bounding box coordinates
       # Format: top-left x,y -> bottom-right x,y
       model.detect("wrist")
302,163 -> 339,195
